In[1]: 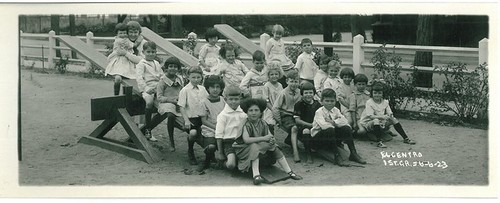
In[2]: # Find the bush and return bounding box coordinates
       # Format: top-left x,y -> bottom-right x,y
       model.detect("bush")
370,44 -> 418,112
55,55 -> 69,74
426,63 -> 488,122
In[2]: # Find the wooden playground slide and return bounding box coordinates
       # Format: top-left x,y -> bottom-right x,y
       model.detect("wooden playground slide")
214,24 -> 264,55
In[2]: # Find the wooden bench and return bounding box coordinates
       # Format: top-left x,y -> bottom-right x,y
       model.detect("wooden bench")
214,24 -> 264,55
58,35 -> 161,163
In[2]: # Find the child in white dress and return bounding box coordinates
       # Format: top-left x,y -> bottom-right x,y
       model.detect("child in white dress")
265,24 -> 294,87
199,28 -> 220,76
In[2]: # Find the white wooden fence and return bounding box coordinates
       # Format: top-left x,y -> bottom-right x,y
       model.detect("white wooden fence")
20,30 -> 488,82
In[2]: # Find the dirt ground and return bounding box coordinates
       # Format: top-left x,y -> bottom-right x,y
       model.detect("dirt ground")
19,69 -> 489,186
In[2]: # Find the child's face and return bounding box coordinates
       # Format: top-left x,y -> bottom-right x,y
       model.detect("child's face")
225,50 -> 236,64
253,60 -> 265,71
328,67 -> 339,78
163,64 -> 178,77
188,72 -> 203,86
273,31 -> 283,40
302,42 -> 313,54
225,95 -> 241,110
128,29 -> 140,41
268,70 -> 280,83
319,62 -> 329,72
342,75 -> 353,85
208,84 -> 222,97
246,105 -> 262,121
322,97 -> 337,110
302,90 -> 315,103
208,37 -> 218,45
372,90 -> 383,102
117,30 -> 128,39
143,47 -> 157,61
287,78 -> 300,90
355,82 -> 367,92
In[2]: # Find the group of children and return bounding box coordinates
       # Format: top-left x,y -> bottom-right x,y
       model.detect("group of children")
104,22 -> 416,185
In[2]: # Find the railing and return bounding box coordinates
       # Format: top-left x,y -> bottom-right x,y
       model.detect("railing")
20,30 -> 488,77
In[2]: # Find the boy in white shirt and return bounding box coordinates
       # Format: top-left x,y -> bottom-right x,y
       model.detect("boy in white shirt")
295,38 -> 318,85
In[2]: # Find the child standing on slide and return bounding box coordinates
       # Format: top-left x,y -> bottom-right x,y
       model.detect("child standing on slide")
265,24 -> 294,88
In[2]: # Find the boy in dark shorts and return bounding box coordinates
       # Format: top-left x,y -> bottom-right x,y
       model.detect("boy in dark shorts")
273,70 -> 301,146
292,82 -> 322,163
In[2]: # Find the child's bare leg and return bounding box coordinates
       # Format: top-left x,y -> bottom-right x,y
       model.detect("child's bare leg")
187,129 -> 198,165
225,153 -> 236,169
290,126 -> 300,163
302,129 -> 313,164
114,75 -> 122,95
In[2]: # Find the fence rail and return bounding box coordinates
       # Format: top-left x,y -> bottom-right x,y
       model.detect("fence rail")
20,30 -> 488,80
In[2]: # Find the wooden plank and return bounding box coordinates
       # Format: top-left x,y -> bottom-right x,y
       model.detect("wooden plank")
214,24 -> 263,55
139,112 -> 168,133
88,118 -> 118,138
316,147 -> 350,164
141,27 -> 198,67
116,108 -> 161,162
78,136 -> 153,163
90,95 -> 126,121
260,166 -> 290,184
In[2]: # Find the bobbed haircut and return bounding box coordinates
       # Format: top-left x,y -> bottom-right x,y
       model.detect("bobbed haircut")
126,21 -> 142,32
114,23 -> 128,33
187,66 -> 203,76
321,88 -> 337,100
164,57 -> 181,70
219,43 -> 239,59
300,81 -> 316,95
318,54 -> 332,65
285,69 -> 299,80
252,50 -> 265,61
353,74 -> 369,84
370,82 -> 385,98
204,75 -> 225,93
205,28 -> 219,42
339,68 -> 355,79
223,85 -> 242,97
301,38 -> 313,46
240,98 -> 267,114
272,24 -> 284,34
142,41 -> 157,50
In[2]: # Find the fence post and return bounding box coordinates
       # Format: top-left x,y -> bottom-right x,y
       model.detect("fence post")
20,30 -> 24,67
48,30 -> 56,68
478,38 -> 488,65
85,31 -> 94,70
260,33 -> 270,51
352,34 -> 365,74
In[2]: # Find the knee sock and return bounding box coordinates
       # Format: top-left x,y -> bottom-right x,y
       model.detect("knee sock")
113,82 -> 120,95
373,125 -> 383,142
252,158 -> 260,177
188,137 -> 195,152
277,157 -> 292,173
345,140 -> 357,153
145,108 -> 152,129
393,123 -> 408,139
167,116 -> 175,146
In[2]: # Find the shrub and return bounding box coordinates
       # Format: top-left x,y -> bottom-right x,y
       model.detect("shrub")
426,62 -> 488,122
370,44 -> 418,112
55,55 -> 69,74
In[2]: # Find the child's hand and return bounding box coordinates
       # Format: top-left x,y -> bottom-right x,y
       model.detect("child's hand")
264,134 -> 273,141
116,48 -> 127,56
269,137 -> 276,145
183,120 -> 192,130
146,88 -> 155,94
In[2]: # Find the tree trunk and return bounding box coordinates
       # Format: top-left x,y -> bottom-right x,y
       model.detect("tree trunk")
322,16 -> 333,56
69,14 -> 77,59
414,15 -> 435,88
350,15 -> 366,40
50,15 -> 61,57
171,15 -> 183,37
149,15 -> 158,32
117,14 -> 127,23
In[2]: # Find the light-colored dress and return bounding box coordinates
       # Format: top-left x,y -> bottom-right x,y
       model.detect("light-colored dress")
262,81 -> 283,125
198,43 -> 221,76
218,59 -> 249,88
200,96 -> 226,138
265,38 -> 294,70
239,68 -> 268,99
105,37 -> 137,79
235,119 -> 279,172
156,75 -> 184,115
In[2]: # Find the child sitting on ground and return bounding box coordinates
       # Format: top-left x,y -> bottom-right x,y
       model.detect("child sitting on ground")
291,82 -> 322,163
346,74 -> 370,132
199,28 -> 220,76
218,44 -> 249,87
178,66 -> 209,165
105,23 -> 137,95
262,63 -> 284,135
135,41 -> 163,142
197,75 -> 226,172
273,69 -> 301,146
240,50 -> 268,99
358,82 -> 417,148
311,88 -> 366,166
236,98 -> 302,185
265,24 -> 294,88
156,57 -> 185,152
215,86 -> 248,170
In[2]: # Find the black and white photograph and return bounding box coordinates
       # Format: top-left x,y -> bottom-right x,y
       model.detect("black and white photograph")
1,1 -> 498,199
